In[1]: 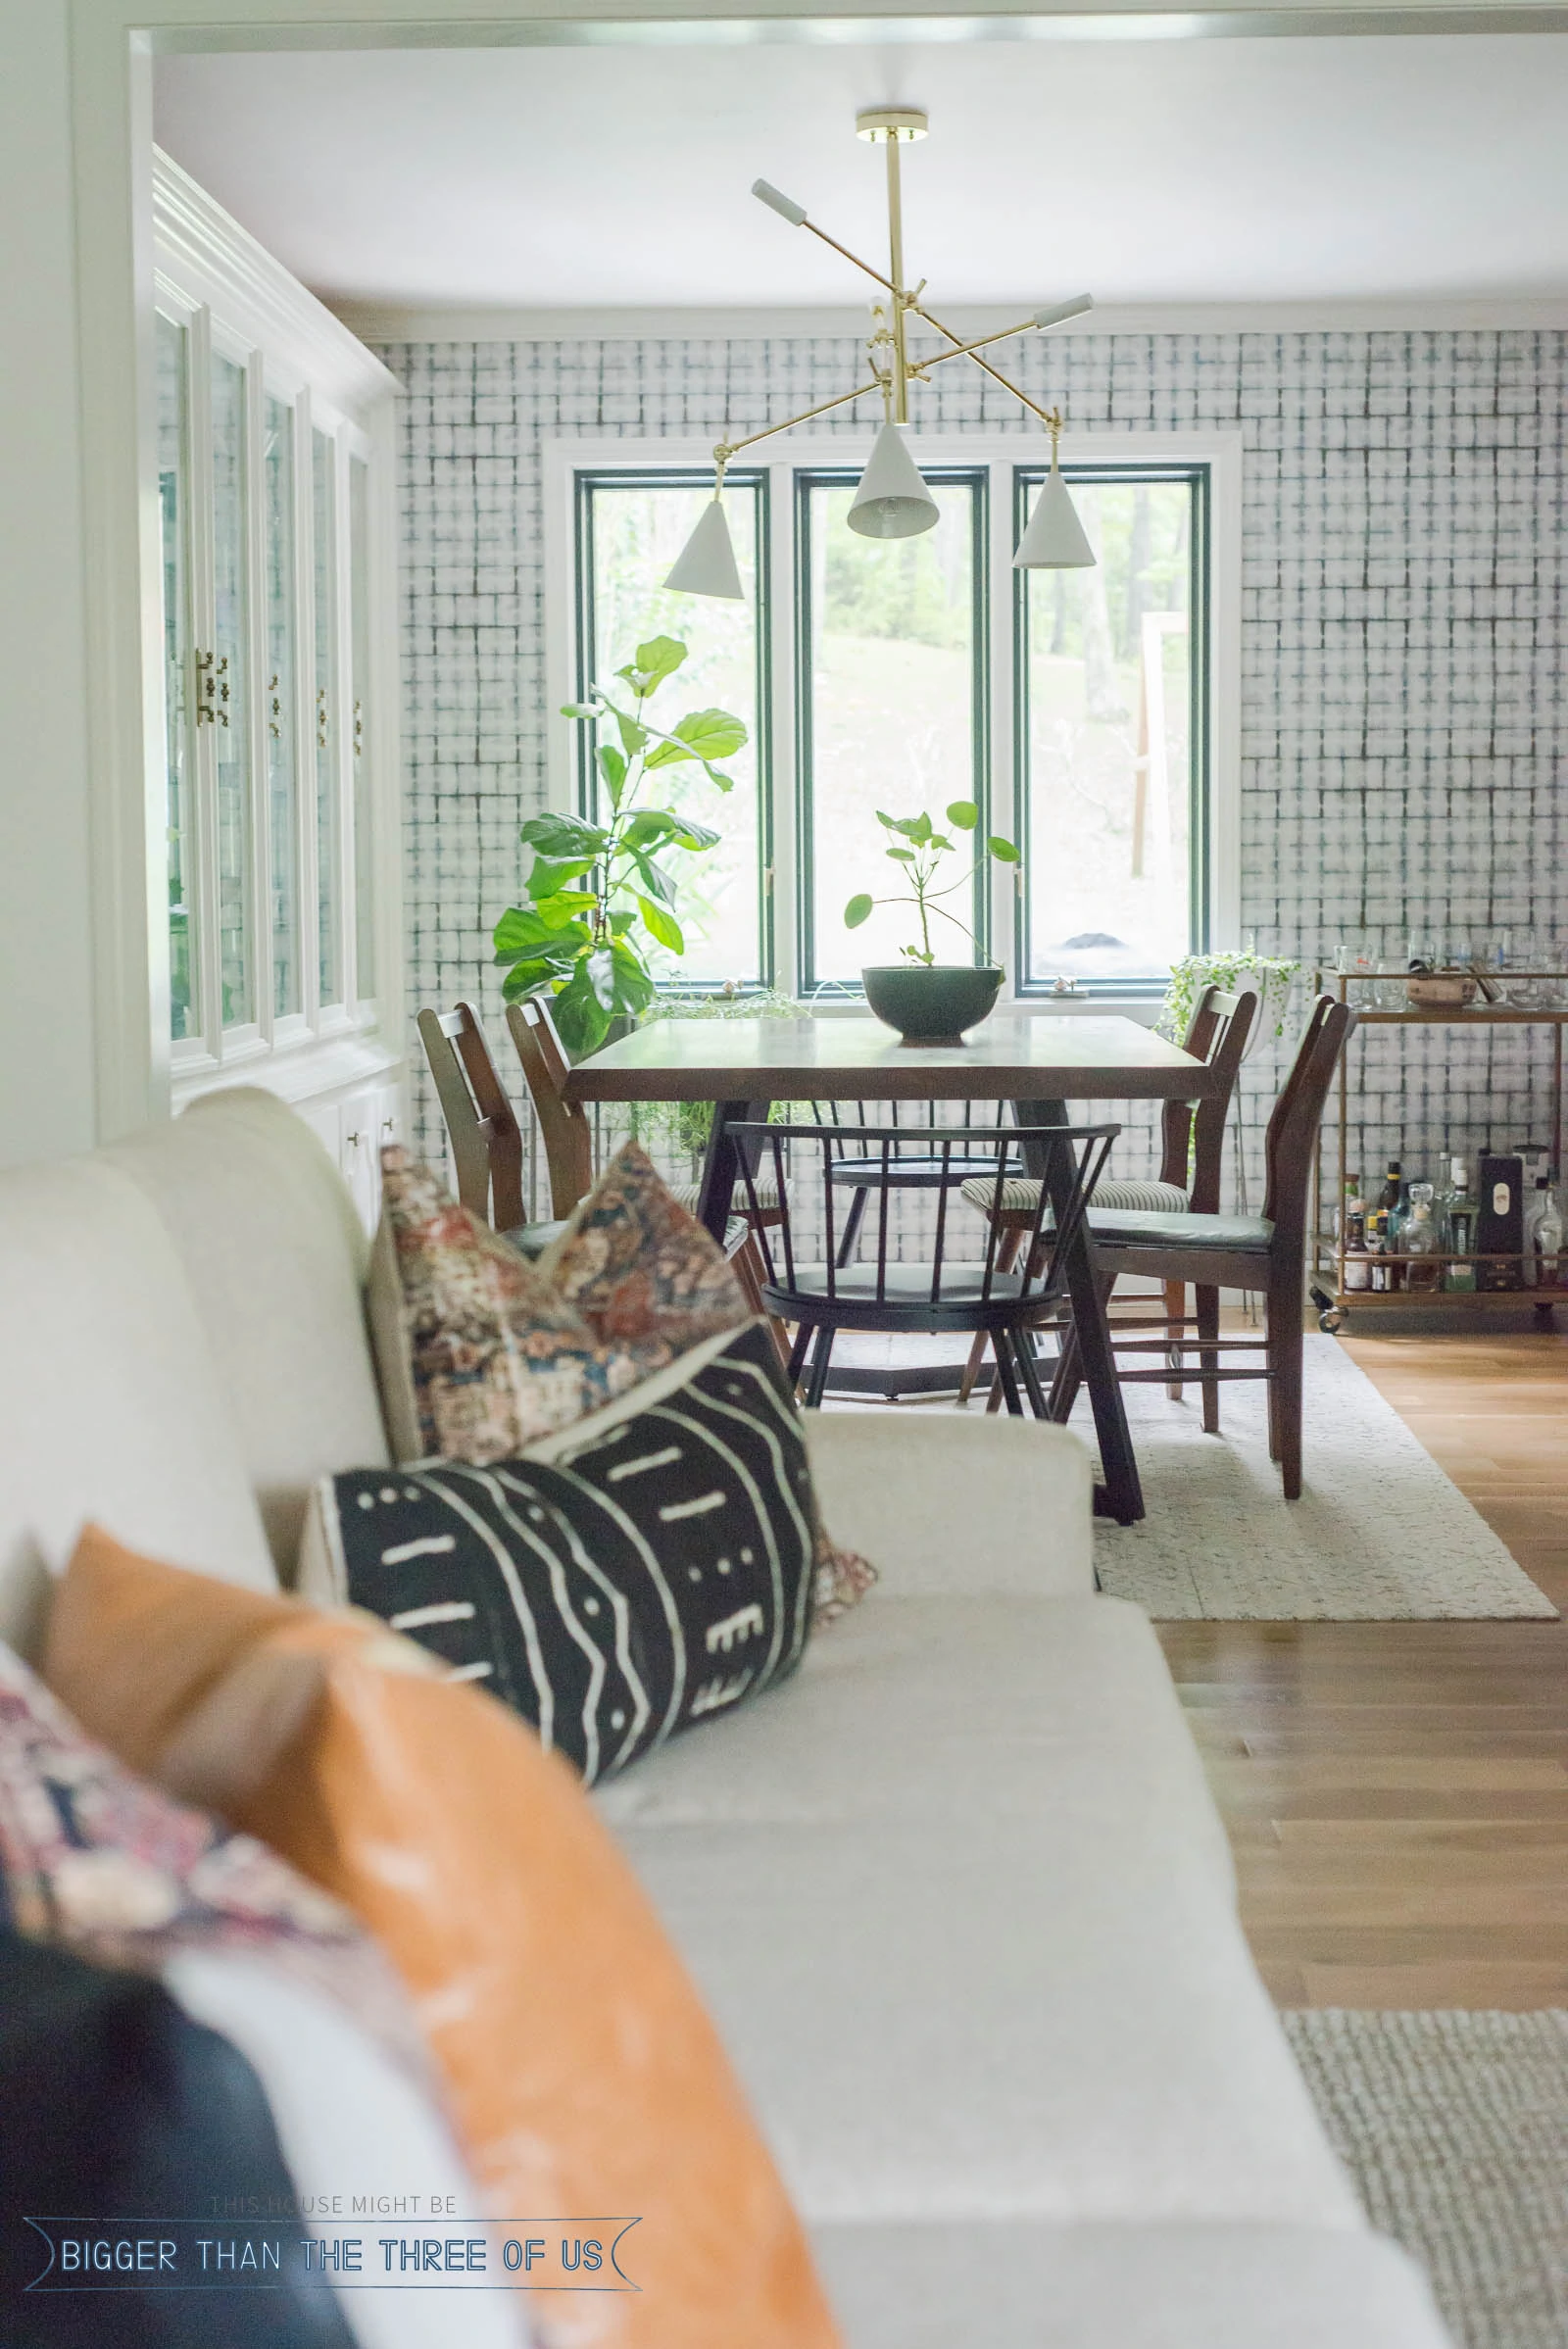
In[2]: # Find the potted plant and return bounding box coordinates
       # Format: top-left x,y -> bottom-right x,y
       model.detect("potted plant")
491,636 -> 746,1055
1157,945 -> 1299,1059
845,803 -> 1020,1046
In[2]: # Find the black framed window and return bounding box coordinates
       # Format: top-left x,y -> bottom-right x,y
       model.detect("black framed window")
1013,464 -> 1209,995
797,466 -> 988,990
574,469 -> 770,988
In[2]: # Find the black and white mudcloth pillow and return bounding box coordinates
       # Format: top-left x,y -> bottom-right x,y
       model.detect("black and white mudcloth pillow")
309,1321 -> 814,1785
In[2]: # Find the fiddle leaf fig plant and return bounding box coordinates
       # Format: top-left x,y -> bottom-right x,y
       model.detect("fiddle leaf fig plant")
491,635 -> 746,1053
845,801 -> 1020,966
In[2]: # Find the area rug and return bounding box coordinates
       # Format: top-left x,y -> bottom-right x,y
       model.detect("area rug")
1086,1335 -> 1556,1620
1284,2009 -> 1568,2349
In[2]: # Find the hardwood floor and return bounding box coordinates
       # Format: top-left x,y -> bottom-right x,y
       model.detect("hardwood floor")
1158,1325 -> 1568,2010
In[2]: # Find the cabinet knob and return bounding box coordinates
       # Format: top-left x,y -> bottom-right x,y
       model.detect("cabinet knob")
346,1131 -> 364,1149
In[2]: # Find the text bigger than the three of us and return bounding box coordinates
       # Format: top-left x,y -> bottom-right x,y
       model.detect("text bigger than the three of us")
32,2224 -> 635,2292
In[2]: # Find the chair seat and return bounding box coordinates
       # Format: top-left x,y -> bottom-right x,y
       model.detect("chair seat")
832,1155 -> 1004,1191
669,1177 -> 780,1214
1090,1208 -> 1274,1253
502,1218 -> 570,1257
961,1175 -> 1191,1217
767,1261 -> 1043,1313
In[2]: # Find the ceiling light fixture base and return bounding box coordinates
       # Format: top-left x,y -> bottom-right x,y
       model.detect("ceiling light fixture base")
855,106 -> 929,143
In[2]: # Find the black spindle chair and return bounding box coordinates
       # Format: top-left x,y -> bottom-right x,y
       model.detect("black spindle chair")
732,1120 -> 1119,1413
812,1097 -> 1006,1267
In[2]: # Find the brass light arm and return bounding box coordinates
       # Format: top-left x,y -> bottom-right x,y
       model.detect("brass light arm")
714,375 -> 885,465
801,218 -> 899,301
915,314 -> 1054,373
907,298 -> 1055,423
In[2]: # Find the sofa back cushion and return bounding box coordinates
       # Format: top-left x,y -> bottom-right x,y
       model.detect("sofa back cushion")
105,1089 -> 390,1582
0,1156 -> 276,1657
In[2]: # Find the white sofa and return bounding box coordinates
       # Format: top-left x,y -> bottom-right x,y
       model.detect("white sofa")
0,1090 -> 1451,2349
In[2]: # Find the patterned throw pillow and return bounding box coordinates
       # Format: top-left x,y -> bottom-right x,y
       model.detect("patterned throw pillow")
308,1320 -> 815,1785
377,1140 -> 749,1464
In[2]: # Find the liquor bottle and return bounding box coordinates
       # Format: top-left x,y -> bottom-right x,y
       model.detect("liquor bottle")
1400,1184 -> 1442,1293
1344,1193 -> 1369,1293
1442,1158 -> 1478,1292
1368,1208 -> 1392,1293
1523,1177 -> 1548,1289
1536,1183 -> 1563,1289
1477,1152 -> 1525,1292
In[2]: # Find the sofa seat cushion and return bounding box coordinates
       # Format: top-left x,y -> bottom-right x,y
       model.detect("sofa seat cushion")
600,1593 -> 1358,2233
810,2222 -> 1450,2349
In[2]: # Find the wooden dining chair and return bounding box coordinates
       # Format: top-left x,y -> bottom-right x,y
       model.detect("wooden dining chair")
1061,994 -> 1356,1499
505,993 -> 790,1361
956,982 -> 1260,1404
416,1003 -> 569,1256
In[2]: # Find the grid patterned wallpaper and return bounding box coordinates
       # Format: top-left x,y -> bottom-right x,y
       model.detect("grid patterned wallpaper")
379,326 -> 1568,1223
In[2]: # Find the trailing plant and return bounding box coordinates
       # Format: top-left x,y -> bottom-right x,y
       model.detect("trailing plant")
1157,948 -> 1300,1047
491,635 -> 746,1053
629,987 -> 805,1161
844,802 -> 1019,966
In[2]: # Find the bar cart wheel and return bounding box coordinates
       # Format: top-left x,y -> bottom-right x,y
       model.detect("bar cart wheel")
1534,1300 -> 1557,1330
1310,1285 -> 1344,1336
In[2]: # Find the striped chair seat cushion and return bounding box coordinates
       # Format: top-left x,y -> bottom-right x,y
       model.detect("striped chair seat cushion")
670,1178 -> 780,1215
959,1175 -> 1191,1218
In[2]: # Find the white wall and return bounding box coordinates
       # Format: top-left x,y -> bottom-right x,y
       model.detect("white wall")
0,0 -> 95,1167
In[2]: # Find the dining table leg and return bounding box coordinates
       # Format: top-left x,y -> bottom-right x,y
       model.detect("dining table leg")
695,1097 -> 772,1245
1012,1097 -> 1145,1527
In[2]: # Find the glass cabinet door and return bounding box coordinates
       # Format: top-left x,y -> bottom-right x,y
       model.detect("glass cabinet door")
264,396 -> 302,1021
210,352 -> 252,1030
313,425 -> 342,1011
156,314 -> 198,1043
349,453 -> 374,1003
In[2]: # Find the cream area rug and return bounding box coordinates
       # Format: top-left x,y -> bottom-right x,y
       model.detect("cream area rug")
1284,2009 -> 1568,2349
1086,1335 -> 1556,1621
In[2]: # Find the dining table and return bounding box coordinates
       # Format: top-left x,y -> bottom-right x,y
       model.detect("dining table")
564,1012 -> 1221,1526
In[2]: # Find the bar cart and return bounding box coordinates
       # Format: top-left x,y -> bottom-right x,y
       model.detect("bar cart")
1313,971 -> 1568,1326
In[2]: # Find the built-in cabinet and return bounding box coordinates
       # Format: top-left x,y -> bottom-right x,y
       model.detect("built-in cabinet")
152,150 -> 404,1220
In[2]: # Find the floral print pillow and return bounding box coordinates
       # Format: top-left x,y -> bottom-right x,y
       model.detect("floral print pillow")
379,1142 -> 750,1466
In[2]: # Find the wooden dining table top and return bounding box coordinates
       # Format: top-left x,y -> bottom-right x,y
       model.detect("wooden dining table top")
563,1012 -> 1215,1103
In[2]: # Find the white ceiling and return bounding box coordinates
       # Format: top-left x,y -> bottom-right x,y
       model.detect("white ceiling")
153,35 -> 1568,318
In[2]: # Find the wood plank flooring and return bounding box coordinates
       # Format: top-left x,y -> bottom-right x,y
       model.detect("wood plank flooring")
1157,1326 -> 1568,2009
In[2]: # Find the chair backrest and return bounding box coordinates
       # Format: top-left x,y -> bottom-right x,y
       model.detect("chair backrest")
505,994 -> 594,1220
416,1003 -> 525,1233
1157,981 -> 1260,1212
732,1121 -> 1118,1312
1261,994 -> 1357,1245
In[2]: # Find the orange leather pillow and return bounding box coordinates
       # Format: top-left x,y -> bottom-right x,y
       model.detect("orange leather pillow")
45,1526 -> 841,2349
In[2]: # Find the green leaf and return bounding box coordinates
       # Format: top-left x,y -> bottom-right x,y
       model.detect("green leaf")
874,808 -> 898,830
609,938 -> 658,1012
493,904 -> 566,959
630,852 -> 678,907
637,896 -> 685,954
928,834 -> 954,855
987,835 -> 1021,863
620,808 -> 679,852
500,958 -> 560,1003
946,801 -> 979,830
707,769 -> 736,795
615,711 -> 648,758
644,708 -> 749,770
907,810 -> 934,845
608,908 -> 636,934
663,814 -> 720,854
529,892 -> 598,933
525,855 -> 596,901
551,958 -> 613,1055
520,811 -> 607,859
596,744 -> 627,805
885,848 -> 915,864
845,894 -> 874,929
616,635 -> 687,695
560,701 -> 598,721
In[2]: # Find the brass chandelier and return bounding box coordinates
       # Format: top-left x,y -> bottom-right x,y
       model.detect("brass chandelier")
664,104 -> 1097,600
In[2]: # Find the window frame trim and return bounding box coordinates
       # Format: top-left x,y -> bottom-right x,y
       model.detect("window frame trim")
542,427 -> 1242,1008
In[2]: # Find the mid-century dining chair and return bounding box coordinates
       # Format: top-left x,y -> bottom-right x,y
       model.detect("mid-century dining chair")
731,1119 -> 1118,1411
1060,994 -> 1356,1499
956,982 -> 1260,1404
416,1003 -> 568,1256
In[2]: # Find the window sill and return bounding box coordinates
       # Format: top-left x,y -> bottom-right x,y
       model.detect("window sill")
171,1022 -> 403,1114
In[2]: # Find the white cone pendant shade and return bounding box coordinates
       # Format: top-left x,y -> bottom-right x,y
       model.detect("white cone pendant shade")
663,497 -> 745,600
847,422 -> 941,540
1013,462 -> 1096,569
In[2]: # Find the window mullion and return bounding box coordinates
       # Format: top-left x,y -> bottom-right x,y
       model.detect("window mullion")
187,304 -> 222,1062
